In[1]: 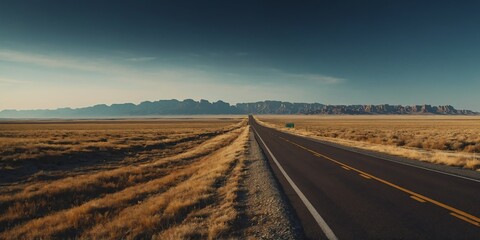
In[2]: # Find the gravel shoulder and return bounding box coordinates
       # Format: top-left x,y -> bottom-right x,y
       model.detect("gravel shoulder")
238,129 -> 304,239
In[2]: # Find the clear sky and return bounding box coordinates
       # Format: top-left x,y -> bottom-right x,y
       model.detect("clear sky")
1,0 -> 479,111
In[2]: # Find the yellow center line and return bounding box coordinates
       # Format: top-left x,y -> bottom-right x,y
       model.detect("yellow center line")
359,174 -> 372,179
341,166 -> 351,171
450,213 -> 480,227
410,195 -> 426,203
278,136 -> 480,226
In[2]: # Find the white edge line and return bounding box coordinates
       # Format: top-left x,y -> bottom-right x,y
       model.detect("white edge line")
251,124 -> 338,240
306,137 -> 480,183
257,120 -> 480,183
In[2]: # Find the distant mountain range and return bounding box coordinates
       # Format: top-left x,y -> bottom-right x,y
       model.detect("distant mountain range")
0,99 -> 477,118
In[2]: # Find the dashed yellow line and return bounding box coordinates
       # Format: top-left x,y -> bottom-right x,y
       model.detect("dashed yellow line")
278,136 -> 480,227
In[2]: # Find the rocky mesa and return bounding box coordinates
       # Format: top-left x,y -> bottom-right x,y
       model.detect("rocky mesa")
0,100 -> 477,118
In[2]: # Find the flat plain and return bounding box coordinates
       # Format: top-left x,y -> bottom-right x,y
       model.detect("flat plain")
0,118 -> 251,239
258,115 -> 480,170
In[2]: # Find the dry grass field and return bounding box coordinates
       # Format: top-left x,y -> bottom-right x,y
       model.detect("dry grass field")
257,115 -> 480,170
0,118 -> 251,239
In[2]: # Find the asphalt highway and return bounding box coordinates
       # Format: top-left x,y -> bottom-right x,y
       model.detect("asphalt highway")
249,116 -> 480,239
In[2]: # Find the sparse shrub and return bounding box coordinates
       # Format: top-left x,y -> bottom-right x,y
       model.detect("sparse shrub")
465,144 -> 480,153
396,139 -> 406,146
451,141 -> 465,151
258,116 -> 480,170
407,140 -> 423,149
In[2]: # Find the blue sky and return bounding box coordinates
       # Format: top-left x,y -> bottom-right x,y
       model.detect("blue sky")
1,0 -> 479,111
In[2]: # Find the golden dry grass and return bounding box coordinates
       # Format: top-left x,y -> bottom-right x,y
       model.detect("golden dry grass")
0,118 -> 250,239
257,115 -> 480,170
0,119 -> 240,162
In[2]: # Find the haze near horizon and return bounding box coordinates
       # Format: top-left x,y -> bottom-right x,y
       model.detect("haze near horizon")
1,0 -> 479,111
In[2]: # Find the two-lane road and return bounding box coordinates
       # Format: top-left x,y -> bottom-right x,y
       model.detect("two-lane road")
249,116 -> 480,239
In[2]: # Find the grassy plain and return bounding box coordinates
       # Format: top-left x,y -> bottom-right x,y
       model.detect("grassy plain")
0,117 -> 250,239
257,115 -> 480,170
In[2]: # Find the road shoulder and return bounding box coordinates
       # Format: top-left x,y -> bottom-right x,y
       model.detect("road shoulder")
239,129 -> 304,239
307,136 -> 480,181
255,117 -> 480,181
